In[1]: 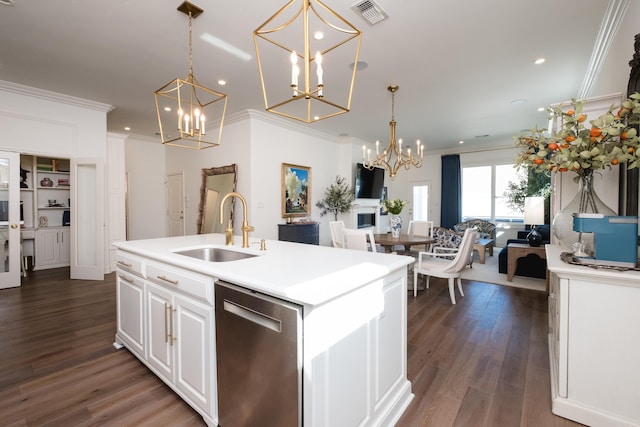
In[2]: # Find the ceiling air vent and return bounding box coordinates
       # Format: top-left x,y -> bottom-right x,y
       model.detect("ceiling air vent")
351,0 -> 388,25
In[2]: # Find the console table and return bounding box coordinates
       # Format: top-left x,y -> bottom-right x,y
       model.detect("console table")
277,222 -> 319,245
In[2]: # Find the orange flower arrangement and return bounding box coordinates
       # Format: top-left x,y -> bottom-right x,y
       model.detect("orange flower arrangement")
514,93 -> 640,177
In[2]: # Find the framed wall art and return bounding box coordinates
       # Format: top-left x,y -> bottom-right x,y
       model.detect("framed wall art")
282,163 -> 311,218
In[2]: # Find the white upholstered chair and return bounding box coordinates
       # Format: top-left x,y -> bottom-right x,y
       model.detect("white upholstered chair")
407,220 -> 434,252
413,228 -> 477,303
343,228 -> 378,252
329,221 -> 345,248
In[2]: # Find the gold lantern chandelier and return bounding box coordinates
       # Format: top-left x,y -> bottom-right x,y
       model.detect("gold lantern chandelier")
253,0 -> 362,123
154,1 -> 228,150
362,85 -> 423,180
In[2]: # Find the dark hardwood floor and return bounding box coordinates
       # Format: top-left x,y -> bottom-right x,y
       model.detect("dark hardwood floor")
0,268 -> 582,426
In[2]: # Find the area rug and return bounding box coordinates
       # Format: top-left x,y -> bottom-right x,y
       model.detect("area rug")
461,248 -> 546,292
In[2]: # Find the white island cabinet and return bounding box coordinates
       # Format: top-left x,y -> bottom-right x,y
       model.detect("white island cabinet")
113,233 -> 414,427
546,245 -> 640,427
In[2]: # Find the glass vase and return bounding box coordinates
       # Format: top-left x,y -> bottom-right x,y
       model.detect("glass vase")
552,170 -> 615,252
389,214 -> 402,238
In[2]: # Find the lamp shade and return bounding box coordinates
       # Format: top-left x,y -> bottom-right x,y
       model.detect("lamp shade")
524,196 -> 544,225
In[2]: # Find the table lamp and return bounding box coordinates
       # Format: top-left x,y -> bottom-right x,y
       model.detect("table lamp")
524,196 -> 545,247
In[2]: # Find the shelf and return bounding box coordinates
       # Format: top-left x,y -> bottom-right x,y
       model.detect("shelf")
20,188 -> 34,192
39,206 -> 69,210
37,186 -> 70,190
37,170 -> 69,175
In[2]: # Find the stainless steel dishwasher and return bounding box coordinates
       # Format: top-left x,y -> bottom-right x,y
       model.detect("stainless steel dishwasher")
215,281 -> 302,427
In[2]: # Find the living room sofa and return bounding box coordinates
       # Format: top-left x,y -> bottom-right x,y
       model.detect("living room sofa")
498,224 -> 550,279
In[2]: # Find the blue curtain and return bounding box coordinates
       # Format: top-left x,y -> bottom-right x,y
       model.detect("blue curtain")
441,154 -> 461,229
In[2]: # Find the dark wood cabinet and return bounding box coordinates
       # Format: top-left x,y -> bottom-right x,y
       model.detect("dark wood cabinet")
278,223 -> 319,245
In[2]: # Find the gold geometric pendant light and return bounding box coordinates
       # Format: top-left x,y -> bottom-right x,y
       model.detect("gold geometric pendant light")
253,0 -> 362,123
154,1 -> 228,150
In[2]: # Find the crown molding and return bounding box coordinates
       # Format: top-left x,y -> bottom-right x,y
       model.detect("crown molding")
230,109 -> 343,143
0,79 -> 114,113
578,0 -> 630,99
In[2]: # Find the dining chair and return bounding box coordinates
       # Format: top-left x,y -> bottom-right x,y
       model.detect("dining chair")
343,228 -> 378,252
413,228 -> 477,303
407,220 -> 434,252
329,221 -> 345,248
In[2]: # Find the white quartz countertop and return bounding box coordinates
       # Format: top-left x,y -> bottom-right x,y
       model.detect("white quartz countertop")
546,244 -> 640,287
113,233 -> 414,306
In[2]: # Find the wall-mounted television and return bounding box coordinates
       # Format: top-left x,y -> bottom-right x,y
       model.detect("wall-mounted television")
354,163 -> 385,199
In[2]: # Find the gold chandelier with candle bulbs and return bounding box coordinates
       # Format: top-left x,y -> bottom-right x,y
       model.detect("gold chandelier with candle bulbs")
362,85 -> 424,180
253,0 -> 361,123
154,1 -> 228,150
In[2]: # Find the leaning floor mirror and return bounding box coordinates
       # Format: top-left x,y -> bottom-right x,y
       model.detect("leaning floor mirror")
197,164 -> 237,234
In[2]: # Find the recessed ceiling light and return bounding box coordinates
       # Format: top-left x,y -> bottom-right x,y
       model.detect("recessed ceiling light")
348,61 -> 368,71
459,140 -> 464,144
534,58 -> 545,65
537,107 -> 546,112
164,107 -> 171,112
313,31 -> 324,40
124,127 -> 131,131
218,80 -> 226,86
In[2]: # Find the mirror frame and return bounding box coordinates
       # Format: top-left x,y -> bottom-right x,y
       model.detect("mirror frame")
197,164 -> 237,234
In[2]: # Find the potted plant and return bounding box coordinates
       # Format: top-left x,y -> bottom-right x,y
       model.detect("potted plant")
315,176 -> 355,221
382,198 -> 407,237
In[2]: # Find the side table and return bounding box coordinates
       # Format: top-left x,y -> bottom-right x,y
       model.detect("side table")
507,243 -> 546,282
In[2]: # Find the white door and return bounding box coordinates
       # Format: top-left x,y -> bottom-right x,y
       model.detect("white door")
0,151 -> 21,289
71,158 -> 104,280
410,181 -> 431,221
167,172 -> 185,237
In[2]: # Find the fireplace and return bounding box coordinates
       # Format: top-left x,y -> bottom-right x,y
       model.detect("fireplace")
351,200 -> 381,231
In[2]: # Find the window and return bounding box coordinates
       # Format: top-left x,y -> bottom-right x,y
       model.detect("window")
462,163 -> 522,223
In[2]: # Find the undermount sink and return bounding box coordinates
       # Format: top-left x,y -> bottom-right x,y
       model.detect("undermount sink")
173,247 -> 258,262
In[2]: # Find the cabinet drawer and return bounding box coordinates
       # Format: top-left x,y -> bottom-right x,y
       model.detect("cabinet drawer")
116,252 -> 145,278
147,261 -> 214,304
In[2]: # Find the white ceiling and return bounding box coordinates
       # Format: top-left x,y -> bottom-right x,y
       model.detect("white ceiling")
0,0 -> 638,152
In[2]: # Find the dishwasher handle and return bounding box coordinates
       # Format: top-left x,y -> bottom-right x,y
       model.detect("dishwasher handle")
223,299 -> 282,333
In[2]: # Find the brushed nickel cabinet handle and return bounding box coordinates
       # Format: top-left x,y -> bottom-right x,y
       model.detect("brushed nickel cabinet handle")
118,274 -> 133,283
157,275 -> 179,285
164,302 -> 170,343
117,260 -> 133,267
170,305 -> 177,344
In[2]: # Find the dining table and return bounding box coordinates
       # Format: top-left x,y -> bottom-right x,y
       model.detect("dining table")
373,233 -> 436,253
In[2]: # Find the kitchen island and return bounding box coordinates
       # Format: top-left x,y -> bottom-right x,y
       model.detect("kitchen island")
113,233 -> 414,426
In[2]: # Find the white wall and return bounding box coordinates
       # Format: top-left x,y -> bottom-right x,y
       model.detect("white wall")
249,112 -> 347,246
124,135 -> 167,240
0,81 -> 110,158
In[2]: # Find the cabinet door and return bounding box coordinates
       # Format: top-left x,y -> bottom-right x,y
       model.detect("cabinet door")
174,295 -> 214,416
35,229 -> 58,267
58,228 -> 70,264
116,271 -> 145,358
146,283 -> 173,382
